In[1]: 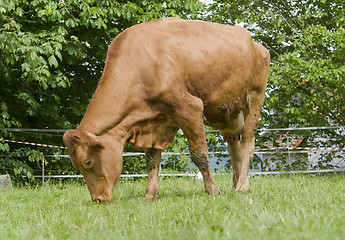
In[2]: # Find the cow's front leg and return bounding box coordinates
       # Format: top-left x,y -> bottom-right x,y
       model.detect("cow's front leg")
144,148 -> 161,201
189,148 -> 219,195
177,95 -> 219,195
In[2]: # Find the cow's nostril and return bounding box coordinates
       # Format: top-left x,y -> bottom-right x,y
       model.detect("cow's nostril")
92,195 -> 106,203
92,197 -> 103,203
92,195 -> 102,203
92,193 -> 112,203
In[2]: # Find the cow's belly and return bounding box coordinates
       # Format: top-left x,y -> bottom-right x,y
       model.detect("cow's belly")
205,110 -> 245,135
221,111 -> 244,134
203,98 -> 247,135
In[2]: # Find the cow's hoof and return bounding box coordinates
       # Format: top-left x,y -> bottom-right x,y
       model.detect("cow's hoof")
233,184 -> 250,193
233,188 -> 250,194
205,184 -> 220,195
143,192 -> 160,201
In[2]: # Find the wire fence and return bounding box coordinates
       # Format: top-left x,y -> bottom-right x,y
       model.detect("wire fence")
1,126 -> 345,182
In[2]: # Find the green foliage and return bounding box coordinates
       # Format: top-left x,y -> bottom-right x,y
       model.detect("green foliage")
163,132 -> 192,172
207,0 -> 345,128
122,143 -> 147,174
0,0 -> 203,131
0,148 -> 42,183
0,0 -> 204,182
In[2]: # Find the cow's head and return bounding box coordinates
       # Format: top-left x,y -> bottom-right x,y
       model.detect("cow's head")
63,129 -> 123,203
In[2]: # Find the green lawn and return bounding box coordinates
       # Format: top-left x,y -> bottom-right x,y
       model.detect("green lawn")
1,173 -> 345,240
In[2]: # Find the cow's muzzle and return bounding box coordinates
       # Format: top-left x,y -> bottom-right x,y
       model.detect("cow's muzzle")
92,193 -> 113,203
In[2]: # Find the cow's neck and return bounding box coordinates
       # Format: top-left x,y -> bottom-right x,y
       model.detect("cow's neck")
78,76 -> 129,136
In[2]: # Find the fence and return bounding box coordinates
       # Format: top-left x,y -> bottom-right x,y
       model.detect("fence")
1,126 -> 345,184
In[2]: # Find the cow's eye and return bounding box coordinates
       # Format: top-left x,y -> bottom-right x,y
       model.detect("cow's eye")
84,159 -> 92,168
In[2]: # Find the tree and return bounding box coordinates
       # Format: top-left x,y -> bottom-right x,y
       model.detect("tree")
206,0 -> 345,169
207,0 -> 345,129
0,0 -> 204,182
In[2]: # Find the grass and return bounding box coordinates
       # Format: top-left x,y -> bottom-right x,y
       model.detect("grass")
1,173 -> 345,240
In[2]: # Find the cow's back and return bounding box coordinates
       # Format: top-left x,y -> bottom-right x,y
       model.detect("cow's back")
107,18 -> 256,103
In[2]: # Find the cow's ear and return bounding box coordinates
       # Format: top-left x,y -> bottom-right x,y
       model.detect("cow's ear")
88,136 -> 104,151
63,130 -> 81,150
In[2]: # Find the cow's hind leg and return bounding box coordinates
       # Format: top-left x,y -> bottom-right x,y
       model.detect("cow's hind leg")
176,94 -> 219,195
224,86 -> 267,192
224,44 -> 269,192
225,131 -> 254,192
144,148 -> 161,201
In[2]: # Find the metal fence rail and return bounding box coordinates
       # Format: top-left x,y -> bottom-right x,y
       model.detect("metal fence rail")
2,126 -> 345,182
33,168 -> 345,179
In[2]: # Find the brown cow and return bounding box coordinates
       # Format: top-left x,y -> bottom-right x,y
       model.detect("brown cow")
63,17 -> 270,202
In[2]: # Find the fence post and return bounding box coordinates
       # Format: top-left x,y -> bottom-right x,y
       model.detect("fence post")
0,174 -> 12,188
40,152 -> 45,187
287,136 -> 291,168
